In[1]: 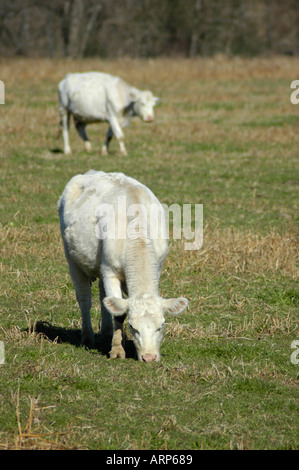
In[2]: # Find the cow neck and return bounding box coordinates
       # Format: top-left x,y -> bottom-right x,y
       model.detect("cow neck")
124,237 -> 159,297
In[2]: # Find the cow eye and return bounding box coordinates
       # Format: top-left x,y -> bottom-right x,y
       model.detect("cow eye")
129,323 -> 139,335
157,323 -> 165,332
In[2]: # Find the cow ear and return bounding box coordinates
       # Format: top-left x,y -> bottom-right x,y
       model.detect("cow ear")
103,297 -> 128,316
154,96 -> 161,105
162,297 -> 188,315
129,89 -> 139,102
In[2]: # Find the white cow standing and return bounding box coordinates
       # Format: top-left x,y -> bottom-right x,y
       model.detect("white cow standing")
58,170 -> 188,362
58,72 -> 160,156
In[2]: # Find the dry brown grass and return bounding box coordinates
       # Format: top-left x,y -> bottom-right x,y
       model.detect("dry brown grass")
1,55 -> 298,157
0,389 -> 78,450
189,226 -> 298,278
1,54 -> 299,86
167,226 -> 298,280
164,226 -> 298,343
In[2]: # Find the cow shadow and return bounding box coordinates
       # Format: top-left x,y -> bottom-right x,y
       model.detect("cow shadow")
32,321 -> 138,360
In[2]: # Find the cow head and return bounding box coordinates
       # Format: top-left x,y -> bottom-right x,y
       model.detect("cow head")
131,90 -> 161,123
103,295 -> 188,362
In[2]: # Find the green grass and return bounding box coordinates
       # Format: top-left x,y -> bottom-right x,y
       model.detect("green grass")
0,57 -> 298,450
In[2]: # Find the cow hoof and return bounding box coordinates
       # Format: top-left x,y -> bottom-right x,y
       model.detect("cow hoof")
81,334 -> 95,350
85,141 -> 92,152
101,146 -> 108,156
109,345 -> 126,359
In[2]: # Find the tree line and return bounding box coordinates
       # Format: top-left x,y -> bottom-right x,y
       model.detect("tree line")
0,0 -> 298,58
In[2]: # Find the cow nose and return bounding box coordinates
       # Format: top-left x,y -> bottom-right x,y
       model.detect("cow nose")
145,115 -> 154,122
142,354 -> 157,363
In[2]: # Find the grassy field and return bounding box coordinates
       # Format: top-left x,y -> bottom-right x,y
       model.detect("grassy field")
0,56 -> 298,450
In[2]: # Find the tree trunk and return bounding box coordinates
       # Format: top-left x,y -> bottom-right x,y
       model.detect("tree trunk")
189,0 -> 203,57
79,4 -> 102,57
66,0 -> 84,58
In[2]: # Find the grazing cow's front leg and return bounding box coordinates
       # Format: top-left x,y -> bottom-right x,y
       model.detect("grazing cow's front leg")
59,106 -> 71,155
107,114 -> 127,156
109,316 -> 126,359
101,271 -> 126,359
99,279 -> 113,337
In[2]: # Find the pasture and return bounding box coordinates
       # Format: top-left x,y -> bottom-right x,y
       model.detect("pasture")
0,56 -> 298,450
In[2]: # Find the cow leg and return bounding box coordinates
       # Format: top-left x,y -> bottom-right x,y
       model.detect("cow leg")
59,107 -> 71,155
69,263 -> 94,349
99,279 -> 113,337
101,273 -> 126,359
107,116 -> 127,156
75,120 -> 92,152
101,126 -> 113,156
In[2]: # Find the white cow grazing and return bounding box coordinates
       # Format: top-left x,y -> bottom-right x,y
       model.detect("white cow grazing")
58,72 -> 160,156
58,170 -> 188,362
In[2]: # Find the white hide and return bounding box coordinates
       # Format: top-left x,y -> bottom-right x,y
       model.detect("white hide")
58,72 -> 160,156
58,170 -> 188,362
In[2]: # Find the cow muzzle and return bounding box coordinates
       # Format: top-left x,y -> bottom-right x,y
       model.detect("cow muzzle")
144,115 -> 154,123
141,353 -> 158,363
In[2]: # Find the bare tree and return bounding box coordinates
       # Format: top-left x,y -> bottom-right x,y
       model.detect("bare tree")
80,3 -> 102,56
189,0 -> 203,57
0,0 -> 298,58
60,0 -> 103,58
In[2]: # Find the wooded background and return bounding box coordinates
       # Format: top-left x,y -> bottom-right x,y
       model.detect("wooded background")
0,0 -> 298,58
